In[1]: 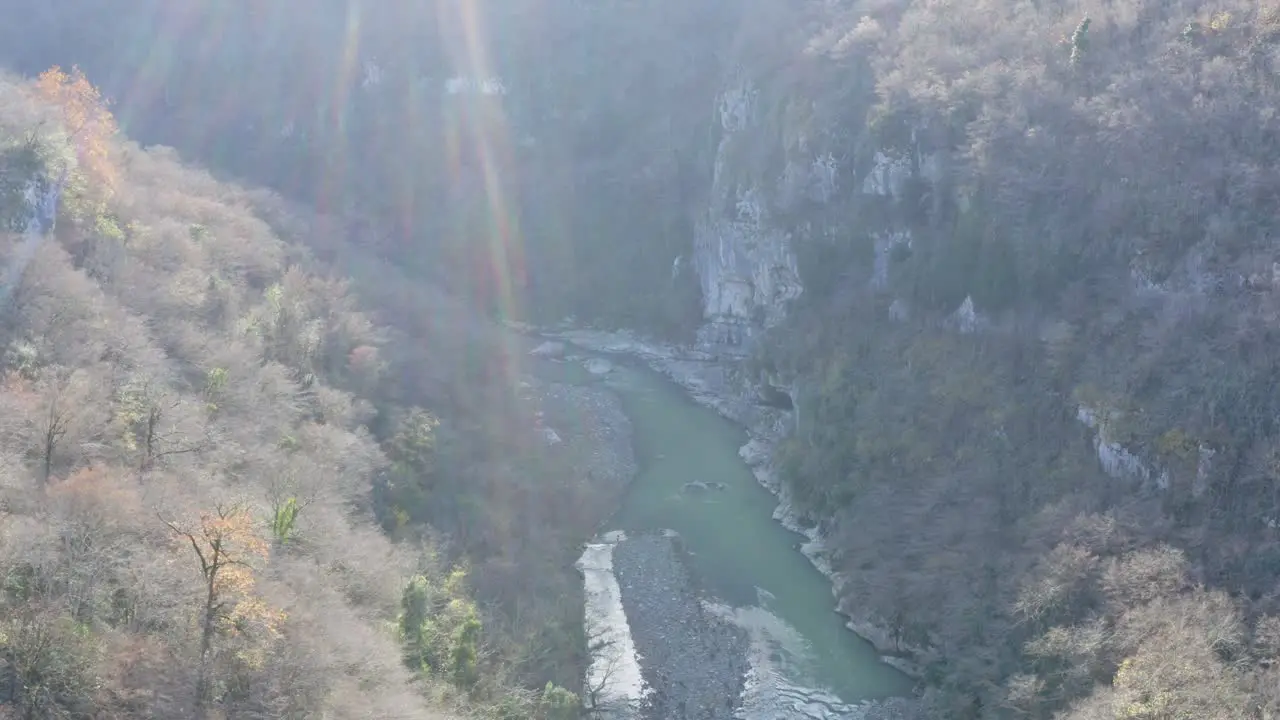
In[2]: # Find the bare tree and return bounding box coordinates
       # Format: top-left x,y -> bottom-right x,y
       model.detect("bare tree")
160,501 -> 275,712
5,366 -> 108,482
45,466 -> 139,621
582,625 -> 641,718
115,374 -> 209,473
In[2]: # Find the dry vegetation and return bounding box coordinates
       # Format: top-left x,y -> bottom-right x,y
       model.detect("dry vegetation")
0,68 -> 588,720
9,2 -> 1280,719
760,1 -> 1280,718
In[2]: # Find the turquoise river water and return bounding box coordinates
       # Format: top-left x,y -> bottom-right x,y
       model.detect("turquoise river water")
546,352 -> 913,706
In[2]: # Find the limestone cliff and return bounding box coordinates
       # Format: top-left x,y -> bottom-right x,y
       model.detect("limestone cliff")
686,70 -> 943,357
692,77 -> 804,352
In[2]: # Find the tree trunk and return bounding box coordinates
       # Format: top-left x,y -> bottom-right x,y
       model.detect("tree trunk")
196,575 -> 217,714
43,425 -> 55,481
143,405 -> 159,470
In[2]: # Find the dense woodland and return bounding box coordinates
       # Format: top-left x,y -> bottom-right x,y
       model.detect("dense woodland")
4,1 -> 1280,720
0,65 -> 604,718
766,1 -> 1280,718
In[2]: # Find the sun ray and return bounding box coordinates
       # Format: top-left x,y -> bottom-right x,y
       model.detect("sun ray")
449,0 -> 528,390
107,5 -> 196,139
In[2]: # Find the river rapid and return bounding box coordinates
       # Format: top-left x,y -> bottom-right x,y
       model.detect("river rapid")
534,336 -> 916,720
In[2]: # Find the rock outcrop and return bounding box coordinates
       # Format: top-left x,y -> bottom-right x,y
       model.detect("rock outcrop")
693,78 -> 804,353
612,532 -> 750,720
1,169 -> 67,300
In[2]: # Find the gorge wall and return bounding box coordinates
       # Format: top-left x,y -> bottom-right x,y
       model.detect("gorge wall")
8,2 -> 1280,718
570,5 -> 1280,720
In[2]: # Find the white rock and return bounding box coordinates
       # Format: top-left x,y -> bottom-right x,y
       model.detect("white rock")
530,340 -> 566,358
584,358 -> 614,376
861,150 -> 912,197
739,439 -> 770,467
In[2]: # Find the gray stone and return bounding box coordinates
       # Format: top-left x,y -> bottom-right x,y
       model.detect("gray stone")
585,357 -> 615,376
530,340 -> 566,358
612,533 -> 749,719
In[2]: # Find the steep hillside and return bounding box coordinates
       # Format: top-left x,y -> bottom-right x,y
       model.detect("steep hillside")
6,1 -> 1280,719
0,67 -> 595,720
701,2 -> 1280,718
0,66 -> 452,718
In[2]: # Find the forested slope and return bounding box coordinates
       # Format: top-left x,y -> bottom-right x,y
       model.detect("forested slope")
6,1 -> 1280,720
760,2 -> 1280,718
0,67 -> 588,720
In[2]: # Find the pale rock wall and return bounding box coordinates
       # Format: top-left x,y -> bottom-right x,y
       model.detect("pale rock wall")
690,73 -> 960,353
694,77 -> 803,352
1077,404 -> 1169,490
861,150 -> 912,198
2,173 -> 65,301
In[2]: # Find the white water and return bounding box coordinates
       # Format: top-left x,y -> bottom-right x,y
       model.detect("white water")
705,600 -> 887,720
578,536 -> 902,720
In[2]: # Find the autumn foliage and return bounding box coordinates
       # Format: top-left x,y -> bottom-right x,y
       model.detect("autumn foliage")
163,502 -> 285,706
34,65 -> 117,191
0,70 -> 459,718
164,503 -> 278,631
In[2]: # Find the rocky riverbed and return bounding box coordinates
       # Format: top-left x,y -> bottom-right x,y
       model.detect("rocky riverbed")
528,328 -> 925,719
534,327 -> 927,713
532,356 -> 756,719
530,375 -> 637,494
611,533 -> 750,720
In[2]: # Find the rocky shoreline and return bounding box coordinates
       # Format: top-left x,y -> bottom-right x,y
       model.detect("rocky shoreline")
528,375 -> 638,497
526,346 -> 755,719
612,532 -> 750,720
537,327 -> 931,683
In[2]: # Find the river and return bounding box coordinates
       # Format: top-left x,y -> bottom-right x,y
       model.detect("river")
540,349 -> 914,717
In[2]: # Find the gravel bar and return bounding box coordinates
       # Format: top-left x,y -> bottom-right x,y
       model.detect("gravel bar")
612,533 -> 749,720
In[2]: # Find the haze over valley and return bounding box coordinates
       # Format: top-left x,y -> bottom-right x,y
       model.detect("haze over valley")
0,2 -> 1278,719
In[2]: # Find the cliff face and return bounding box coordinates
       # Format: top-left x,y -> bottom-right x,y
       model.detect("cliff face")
692,77 -> 804,352
683,66 -> 944,359
679,58 -> 1227,515
0,148 -> 66,299
669,8 -> 1239,685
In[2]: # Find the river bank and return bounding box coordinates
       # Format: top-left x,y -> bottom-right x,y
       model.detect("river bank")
524,326 -> 923,718
612,532 -> 750,720
534,327 -> 931,682
526,350 -> 757,718
525,376 -> 638,502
